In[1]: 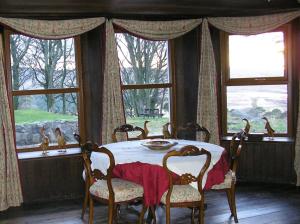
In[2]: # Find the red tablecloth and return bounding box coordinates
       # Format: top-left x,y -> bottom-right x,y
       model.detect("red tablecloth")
112,150 -> 229,206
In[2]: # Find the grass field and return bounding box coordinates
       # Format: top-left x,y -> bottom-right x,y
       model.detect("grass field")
14,109 -> 77,124
14,109 -> 168,135
126,116 -> 169,136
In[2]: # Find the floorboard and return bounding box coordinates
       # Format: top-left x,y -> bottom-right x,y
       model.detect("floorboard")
1,184 -> 300,224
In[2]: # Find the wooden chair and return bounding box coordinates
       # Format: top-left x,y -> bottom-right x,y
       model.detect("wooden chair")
161,145 -> 212,224
177,123 -> 210,143
82,143 -> 145,224
73,133 -> 93,219
210,132 -> 246,223
112,124 -> 146,142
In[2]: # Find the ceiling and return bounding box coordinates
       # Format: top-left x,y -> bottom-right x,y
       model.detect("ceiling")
0,0 -> 299,19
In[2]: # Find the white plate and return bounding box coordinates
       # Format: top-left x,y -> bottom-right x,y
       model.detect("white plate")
141,140 -> 177,150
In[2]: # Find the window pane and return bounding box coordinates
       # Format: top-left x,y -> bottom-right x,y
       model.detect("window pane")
227,85 -> 287,134
10,34 -> 77,90
123,88 -> 170,136
115,33 -> 170,84
14,93 -> 78,149
229,32 -> 284,78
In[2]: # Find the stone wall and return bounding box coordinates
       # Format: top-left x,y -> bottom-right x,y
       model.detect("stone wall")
16,121 -> 78,146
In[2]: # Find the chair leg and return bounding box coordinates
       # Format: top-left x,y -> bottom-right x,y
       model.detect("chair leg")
226,189 -> 234,216
81,180 -> 89,219
150,206 -> 157,224
165,204 -> 170,224
108,202 -> 114,224
191,207 -> 195,224
88,196 -> 94,224
139,204 -> 147,224
230,187 -> 238,223
198,201 -> 204,224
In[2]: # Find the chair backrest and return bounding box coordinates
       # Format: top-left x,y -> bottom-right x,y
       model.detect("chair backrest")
74,133 -> 94,155
112,124 -> 146,142
163,145 -> 211,198
229,132 -> 246,173
177,123 -> 210,142
82,145 -> 116,199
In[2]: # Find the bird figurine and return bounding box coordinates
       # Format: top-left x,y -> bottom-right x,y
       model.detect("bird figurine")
55,127 -> 66,152
40,126 -> 49,155
162,122 -> 172,139
242,118 -> 251,135
143,120 -> 150,137
262,117 -> 275,139
137,120 -> 150,139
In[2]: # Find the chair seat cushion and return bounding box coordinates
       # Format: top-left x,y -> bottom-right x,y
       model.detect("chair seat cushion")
211,170 -> 235,190
161,185 -> 201,204
89,178 -> 144,202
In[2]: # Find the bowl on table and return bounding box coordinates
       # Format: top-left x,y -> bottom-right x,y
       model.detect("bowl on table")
141,139 -> 177,150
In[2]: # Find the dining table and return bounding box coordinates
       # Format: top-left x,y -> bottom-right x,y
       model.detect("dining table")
90,139 -> 229,206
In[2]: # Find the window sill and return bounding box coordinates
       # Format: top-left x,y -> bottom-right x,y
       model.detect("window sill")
18,148 -> 81,160
221,136 -> 294,143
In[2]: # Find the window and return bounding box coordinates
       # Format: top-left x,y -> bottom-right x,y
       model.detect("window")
115,33 -> 174,137
221,25 -> 291,135
5,31 -> 82,151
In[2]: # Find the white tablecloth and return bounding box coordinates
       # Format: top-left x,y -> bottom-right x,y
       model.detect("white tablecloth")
90,139 -> 225,188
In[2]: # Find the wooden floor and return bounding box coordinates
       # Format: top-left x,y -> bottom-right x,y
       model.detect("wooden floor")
1,184 -> 300,224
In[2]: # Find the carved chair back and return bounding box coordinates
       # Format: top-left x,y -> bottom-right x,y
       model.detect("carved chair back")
82,145 -> 116,200
112,124 -> 146,142
177,122 -> 210,142
229,132 -> 246,173
162,145 -> 211,201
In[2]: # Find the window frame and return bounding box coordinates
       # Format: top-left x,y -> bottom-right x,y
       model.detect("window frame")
4,29 -> 84,152
220,24 -> 292,137
116,32 -> 176,139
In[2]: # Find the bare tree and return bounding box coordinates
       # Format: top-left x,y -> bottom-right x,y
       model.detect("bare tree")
116,33 -> 169,116
58,39 -> 75,114
12,35 -> 77,114
10,35 -> 32,109
24,39 -> 63,112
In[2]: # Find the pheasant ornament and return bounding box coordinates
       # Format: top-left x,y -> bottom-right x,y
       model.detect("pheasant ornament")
55,127 -> 66,152
40,126 -> 49,155
262,117 -> 275,139
162,122 -> 172,139
242,118 -> 250,134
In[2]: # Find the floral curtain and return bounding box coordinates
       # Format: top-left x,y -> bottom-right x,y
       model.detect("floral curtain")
0,17 -> 105,39
0,17 -> 105,211
102,20 -> 126,144
296,84 -> 300,186
197,20 -> 219,144
0,34 -> 23,211
198,10 -> 300,183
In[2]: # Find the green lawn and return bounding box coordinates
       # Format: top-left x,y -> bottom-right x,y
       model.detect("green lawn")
14,109 -> 168,135
14,109 -> 77,124
126,116 -> 169,136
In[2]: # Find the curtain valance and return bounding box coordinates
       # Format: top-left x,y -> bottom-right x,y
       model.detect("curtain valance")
0,17 -> 105,39
112,19 -> 202,40
208,11 -> 300,35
